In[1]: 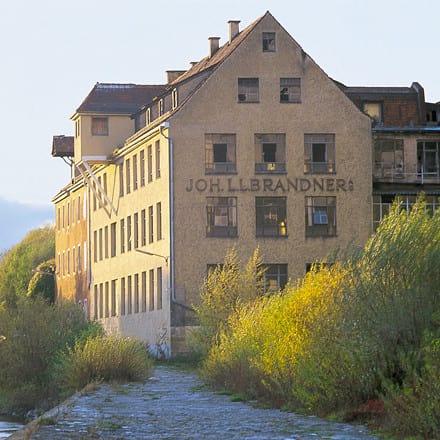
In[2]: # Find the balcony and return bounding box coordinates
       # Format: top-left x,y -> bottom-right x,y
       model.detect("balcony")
374,162 -> 440,184
205,162 -> 237,174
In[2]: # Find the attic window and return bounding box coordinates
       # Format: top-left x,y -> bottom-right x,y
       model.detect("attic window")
262,32 -> 276,52
91,117 -> 108,136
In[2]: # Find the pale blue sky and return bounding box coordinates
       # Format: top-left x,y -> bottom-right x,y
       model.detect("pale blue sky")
1,0 -> 439,205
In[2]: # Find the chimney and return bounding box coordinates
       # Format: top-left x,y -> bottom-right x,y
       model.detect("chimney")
228,20 -> 240,43
166,70 -> 186,84
208,37 -> 220,58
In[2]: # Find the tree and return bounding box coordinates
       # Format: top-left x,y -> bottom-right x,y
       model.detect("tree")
27,258 -> 56,302
0,226 -> 55,307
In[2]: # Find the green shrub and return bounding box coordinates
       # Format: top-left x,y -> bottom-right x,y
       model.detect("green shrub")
200,196 -> 440,436
0,297 -> 94,410
57,335 -> 153,392
191,248 -> 266,356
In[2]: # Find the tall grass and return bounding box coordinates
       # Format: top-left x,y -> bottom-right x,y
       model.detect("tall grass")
56,336 -> 153,393
198,197 -> 440,438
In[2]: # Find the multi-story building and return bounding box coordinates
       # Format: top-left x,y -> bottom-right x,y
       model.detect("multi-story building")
51,11 -> 438,354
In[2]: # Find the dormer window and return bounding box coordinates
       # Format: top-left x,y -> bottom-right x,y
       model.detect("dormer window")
172,88 -> 178,109
146,108 -> 151,125
158,99 -> 164,116
262,32 -> 276,52
91,117 -> 108,136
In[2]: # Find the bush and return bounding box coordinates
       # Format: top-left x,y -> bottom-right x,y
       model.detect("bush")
56,335 -> 153,393
200,196 -> 440,437
0,297 -> 94,410
191,248 -> 266,356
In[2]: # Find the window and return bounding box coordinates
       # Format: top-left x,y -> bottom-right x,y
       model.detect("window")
141,209 -> 146,246
363,102 -> 382,123
263,264 -> 288,292
305,196 -> 336,237
134,274 -> 139,313
141,271 -> 147,312
119,163 -> 124,197
77,196 -> 81,221
155,140 -> 161,179
206,197 -> 237,237
417,140 -> 440,179
94,285 -> 98,319
91,117 -> 108,136
238,78 -> 259,102
120,277 -> 126,316
98,228 -> 103,260
125,159 -> 131,193
104,226 -> 109,259
105,282 -> 109,318
256,197 -> 287,237
205,134 -> 237,174
156,202 -> 162,241
77,244 -> 81,272
134,212 -> 139,249
158,99 -> 164,116
304,134 -> 335,174
127,216 -> 132,252
255,133 -> 286,173
157,267 -> 163,310
148,145 -> 153,182
148,206 -> 154,243
99,284 -> 103,319
140,150 -> 145,186
93,230 -> 98,263
72,247 -> 76,273
149,269 -> 155,311
72,199 -> 75,224
133,154 -> 138,190
146,108 -> 151,125
103,173 -> 108,206
111,280 -> 117,317
110,222 -> 116,257
127,275 -> 132,314
280,78 -> 301,103
120,219 -> 125,253
262,32 -> 276,51
172,88 -> 178,109
374,139 -> 404,179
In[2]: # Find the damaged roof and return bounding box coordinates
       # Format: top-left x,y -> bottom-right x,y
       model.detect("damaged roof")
75,83 -> 167,114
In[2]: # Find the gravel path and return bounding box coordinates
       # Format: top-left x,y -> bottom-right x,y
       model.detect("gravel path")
13,366 -> 380,439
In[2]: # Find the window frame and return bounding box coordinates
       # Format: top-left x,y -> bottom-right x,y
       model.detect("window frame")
262,32 -> 276,52
305,196 -> 337,237
256,197 -> 288,237
304,134 -> 336,174
238,78 -> 259,103
205,133 -> 237,174
255,133 -> 286,173
91,117 -> 108,136
206,197 -> 238,237
280,78 -> 301,103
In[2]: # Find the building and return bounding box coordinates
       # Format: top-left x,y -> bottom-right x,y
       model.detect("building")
51,11 -> 438,354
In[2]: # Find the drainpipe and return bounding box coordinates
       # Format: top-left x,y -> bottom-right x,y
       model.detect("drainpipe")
159,122 -> 193,313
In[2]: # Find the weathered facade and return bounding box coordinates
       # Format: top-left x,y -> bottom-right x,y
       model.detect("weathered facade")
51,11 -> 439,354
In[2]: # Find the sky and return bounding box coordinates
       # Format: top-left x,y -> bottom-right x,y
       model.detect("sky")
1,0 -> 439,207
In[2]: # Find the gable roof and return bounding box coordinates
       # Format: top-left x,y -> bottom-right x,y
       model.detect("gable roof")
75,83 -> 167,115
